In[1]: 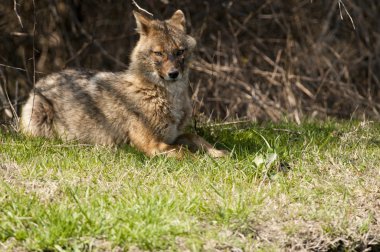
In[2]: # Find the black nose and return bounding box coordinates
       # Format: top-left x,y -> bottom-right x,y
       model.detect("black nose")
168,70 -> 179,79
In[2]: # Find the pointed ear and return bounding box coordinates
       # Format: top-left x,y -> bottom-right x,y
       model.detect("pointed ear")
167,10 -> 186,32
133,11 -> 152,35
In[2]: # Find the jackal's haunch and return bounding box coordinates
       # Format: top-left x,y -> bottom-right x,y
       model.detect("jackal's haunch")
21,10 -> 228,158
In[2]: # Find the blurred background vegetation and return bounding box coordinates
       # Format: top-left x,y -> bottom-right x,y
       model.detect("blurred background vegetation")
0,0 -> 379,125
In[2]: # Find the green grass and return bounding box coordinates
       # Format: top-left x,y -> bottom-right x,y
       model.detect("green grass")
1,120 -> 379,251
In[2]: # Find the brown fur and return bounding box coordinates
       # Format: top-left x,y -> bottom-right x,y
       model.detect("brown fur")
20,10 -> 228,158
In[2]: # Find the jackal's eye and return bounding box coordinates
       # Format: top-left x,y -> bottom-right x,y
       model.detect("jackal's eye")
176,49 -> 185,56
153,51 -> 163,57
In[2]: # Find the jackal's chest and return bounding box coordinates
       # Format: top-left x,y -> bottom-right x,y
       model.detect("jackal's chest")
155,93 -> 190,143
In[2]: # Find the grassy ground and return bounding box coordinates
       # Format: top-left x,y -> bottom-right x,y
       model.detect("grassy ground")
0,120 -> 379,251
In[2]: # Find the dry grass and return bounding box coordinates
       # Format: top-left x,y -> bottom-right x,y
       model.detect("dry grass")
0,0 -> 379,123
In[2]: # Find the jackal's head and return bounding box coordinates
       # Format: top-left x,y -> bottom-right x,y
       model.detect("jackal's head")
130,10 -> 196,84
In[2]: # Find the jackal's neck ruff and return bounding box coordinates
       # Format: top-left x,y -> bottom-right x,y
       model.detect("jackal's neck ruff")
129,10 -> 196,89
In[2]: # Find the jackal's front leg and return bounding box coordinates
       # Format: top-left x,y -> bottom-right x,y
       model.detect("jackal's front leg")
128,124 -> 185,158
174,133 -> 229,158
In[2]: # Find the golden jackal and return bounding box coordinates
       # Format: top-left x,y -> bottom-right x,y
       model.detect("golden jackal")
21,10 -> 228,158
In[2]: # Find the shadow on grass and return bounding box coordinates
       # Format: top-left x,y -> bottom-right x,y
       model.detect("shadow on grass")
196,122 -> 339,159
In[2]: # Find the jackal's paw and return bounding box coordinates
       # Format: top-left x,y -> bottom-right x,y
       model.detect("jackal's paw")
208,148 -> 230,158
161,146 -> 189,159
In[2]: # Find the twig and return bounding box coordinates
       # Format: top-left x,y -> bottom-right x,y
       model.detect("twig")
32,0 -> 36,87
0,74 -> 11,118
15,80 -> 19,115
4,84 -> 19,129
132,0 -> 153,16
63,42 -> 91,67
0,63 -> 44,74
28,0 -> 37,131
0,70 -> 19,131
202,120 -> 252,128
338,0 -> 356,29
13,0 -> 23,28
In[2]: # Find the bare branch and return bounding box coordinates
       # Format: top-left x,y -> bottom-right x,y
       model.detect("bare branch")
0,63 -> 43,74
13,0 -> 23,28
32,0 -> 36,87
338,0 -> 356,30
132,0 -> 153,17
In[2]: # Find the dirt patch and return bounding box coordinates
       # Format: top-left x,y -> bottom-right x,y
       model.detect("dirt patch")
0,161 -> 22,181
0,161 -> 61,201
0,238 -> 28,252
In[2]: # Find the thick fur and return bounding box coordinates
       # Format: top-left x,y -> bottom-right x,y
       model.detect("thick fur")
20,10 -> 228,158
